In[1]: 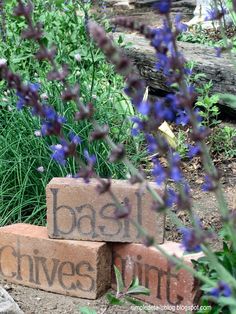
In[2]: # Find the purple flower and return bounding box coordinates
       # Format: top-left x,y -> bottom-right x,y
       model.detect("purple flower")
16,82 -> 40,110
210,281 -> 232,298
169,166 -> 182,182
16,93 -> 25,110
215,47 -> 222,58
179,227 -> 202,253
174,14 -> 188,33
50,144 -> 67,166
205,8 -> 226,21
169,153 -> 182,182
68,131 -> 81,145
145,134 -> 158,154
176,110 -> 189,126
29,82 -> 40,92
153,0 -> 171,14
152,159 -> 166,185
165,188 -> 177,207
42,105 -> 57,120
137,101 -> 150,115
84,150 -> 96,166
187,144 -> 201,159
202,175 -> 216,192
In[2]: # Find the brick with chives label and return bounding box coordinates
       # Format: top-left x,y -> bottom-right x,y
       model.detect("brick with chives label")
46,178 -> 165,243
0,224 -> 111,299
112,242 -> 202,313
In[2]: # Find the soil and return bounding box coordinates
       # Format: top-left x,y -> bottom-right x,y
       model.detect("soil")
0,280 -> 167,314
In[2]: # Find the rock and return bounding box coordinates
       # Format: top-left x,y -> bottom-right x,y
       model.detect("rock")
114,2 -> 132,10
0,287 -> 24,314
113,32 -> 236,112
186,0 -> 232,29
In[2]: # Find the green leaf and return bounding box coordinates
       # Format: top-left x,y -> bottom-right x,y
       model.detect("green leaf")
127,285 -> 150,296
217,296 -> 236,307
124,296 -> 144,306
118,35 -> 124,44
114,265 -> 124,294
79,306 -> 97,314
129,277 -> 139,289
106,292 -> 124,305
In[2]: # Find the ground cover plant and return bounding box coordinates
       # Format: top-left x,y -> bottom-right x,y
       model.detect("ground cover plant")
1,0 -> 236,313
0,0 -> 144,226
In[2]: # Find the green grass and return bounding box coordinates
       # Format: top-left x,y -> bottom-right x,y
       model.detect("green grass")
0,0 -> 145,226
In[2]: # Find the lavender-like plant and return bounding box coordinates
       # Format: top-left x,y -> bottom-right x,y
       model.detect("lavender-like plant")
0,0 -> 236,312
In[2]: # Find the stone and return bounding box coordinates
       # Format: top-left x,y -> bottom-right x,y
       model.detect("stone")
46,178 -> 165,244
0,286 -> 23,314
0,224 -> 111,299
186,0 -> 231,28
112,242 -> 202,313
114,2 -> 131,10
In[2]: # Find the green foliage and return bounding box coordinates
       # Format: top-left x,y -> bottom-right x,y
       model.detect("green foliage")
0,0 -> 143,225
194,242 -> 236,314
196,81 -> 220,128
79,307 -> 97,314
78,266 -> 150,313
225,0 -> 236,26
178,26 -> 216,46
176,129 -> 188,159
209,125 -> 236,158
107,266 -> 149,306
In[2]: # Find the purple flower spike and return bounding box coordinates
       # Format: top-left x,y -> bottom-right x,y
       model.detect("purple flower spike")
153,0 -> 172,14
84,150 -> 96,166
50,144 -> 67,166
68,131 -> 81,145
210,281 -> 232,298
179,227 -> 202,253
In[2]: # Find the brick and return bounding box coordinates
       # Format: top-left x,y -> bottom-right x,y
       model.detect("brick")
0,224 -> 111,299
46,178 -> 165,243
112,242 -> 202,313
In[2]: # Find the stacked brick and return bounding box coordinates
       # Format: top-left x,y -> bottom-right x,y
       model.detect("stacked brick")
0,178 -> 202,312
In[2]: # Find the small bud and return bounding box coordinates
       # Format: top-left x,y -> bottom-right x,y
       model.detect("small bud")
74,53 -> 81,62
41,93 -> 49,100
37,166 -> 44,173
0,58 -> 7,67
96,179 -> 111,194
34,130 -> 42,137
90,125 -> 109,141
109,144 -> 125,162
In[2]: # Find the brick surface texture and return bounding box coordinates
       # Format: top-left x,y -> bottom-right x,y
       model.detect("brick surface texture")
112,242 -> 202,313
46,178 -> 165,243
0,224 -> 111,299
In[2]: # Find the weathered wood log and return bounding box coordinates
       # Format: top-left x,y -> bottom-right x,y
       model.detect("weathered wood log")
114,33 -> 236,100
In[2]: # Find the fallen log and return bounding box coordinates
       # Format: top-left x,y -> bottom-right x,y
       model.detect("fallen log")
114,32 -> 236,113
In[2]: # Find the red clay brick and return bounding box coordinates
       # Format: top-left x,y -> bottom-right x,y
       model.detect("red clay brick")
46,178 -> 165,243
0,224 -> 111,299
112,242 -> 202,313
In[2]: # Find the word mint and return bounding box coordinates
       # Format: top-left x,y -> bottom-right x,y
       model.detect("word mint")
112,242 -> 202,314
46,178 -> 165,243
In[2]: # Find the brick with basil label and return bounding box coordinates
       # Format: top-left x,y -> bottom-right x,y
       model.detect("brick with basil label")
0,224 -> 111,299
46,178 -> 165,243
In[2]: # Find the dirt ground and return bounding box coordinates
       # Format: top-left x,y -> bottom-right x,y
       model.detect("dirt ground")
0,280 -> 168,314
